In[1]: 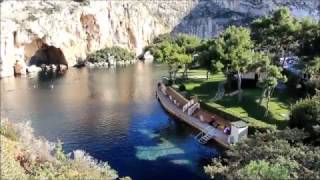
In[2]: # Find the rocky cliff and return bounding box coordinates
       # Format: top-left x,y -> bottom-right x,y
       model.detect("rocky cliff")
173,0 -> 320,37
1,0 -> 319,77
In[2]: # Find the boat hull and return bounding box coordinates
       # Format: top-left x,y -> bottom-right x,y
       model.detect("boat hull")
156,87 -> 229,148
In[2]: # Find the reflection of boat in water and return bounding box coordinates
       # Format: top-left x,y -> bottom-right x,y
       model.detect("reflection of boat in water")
156,83 -> 248,149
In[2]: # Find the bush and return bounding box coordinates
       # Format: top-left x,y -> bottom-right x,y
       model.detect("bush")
239,160 -> 290,180
204,129 -> 320,179
290,95 -> 320,133
178,84 -> 186,91
305,80 -> 320,96
87,46 -> 135,63
0,119 -> 18,141
0,119 -> 122,179
290,95 -> 320,144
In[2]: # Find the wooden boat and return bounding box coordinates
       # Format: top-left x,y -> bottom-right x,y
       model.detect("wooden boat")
156,83 -> 231,148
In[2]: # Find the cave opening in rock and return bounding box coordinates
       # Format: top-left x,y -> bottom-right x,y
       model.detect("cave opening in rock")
26,38 -> 68,67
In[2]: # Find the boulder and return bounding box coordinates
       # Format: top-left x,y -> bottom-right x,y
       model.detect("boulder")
85,61 -> 95,68
143,51 -> 154,63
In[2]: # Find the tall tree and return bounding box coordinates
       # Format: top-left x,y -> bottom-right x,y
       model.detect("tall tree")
251,7 -> 301,65
175,34 -> 201,79
150,40 -> 180,80
255,53 -> 287,116
297,18 -> 320,61
215,26 -> 255,101
195,39 -> 221,79
259,66 -> 287,116
297,19 -> 320,78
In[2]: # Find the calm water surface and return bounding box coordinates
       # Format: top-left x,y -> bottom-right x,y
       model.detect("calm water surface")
1,63 -> 221,179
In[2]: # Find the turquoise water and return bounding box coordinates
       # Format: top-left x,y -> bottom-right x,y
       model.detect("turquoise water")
1,63 -> 222,179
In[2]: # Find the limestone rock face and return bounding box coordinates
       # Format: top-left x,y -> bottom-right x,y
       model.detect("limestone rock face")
0,1 -> 196,77
0,0 -> 319,77
173,0 -> 320,37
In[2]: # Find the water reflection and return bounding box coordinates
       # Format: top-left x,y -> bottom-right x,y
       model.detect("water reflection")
1,63 -> 220,179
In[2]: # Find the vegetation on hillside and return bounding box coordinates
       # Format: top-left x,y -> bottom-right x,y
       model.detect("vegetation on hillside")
0,119 -> 130,180
204,128 -> 320,179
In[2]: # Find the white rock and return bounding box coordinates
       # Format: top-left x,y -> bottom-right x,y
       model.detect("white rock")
144,51 -> 154,63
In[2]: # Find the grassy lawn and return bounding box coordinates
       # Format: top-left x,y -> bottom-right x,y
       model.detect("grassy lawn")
176,69 -> 295,129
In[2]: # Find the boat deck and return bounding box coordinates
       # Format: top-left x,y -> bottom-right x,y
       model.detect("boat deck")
156,85 -> 230,148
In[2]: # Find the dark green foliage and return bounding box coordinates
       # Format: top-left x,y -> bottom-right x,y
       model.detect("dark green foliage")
251,7 -> 301,63
239,160 -> 290,180
204,129 -> 320,179
214,26 -> 255,101
305,80 -> 320,96
149,33 -> 200,63
178,84 -> 186,91
290,95 -> 320,143
297,19 -> 320,62
148,33 -> 200,82
152,33 -> 173,44
87,46 -> 135,63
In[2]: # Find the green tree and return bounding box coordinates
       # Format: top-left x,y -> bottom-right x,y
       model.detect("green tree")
215,26 -> 255,101
251,7 -> 301,65
303,56 -> 320,79
87,46 -> 134,63
162,41 -> 181,81
150,34 -> 201,82
297,18 -> 320,62
175,52 -> 192,79
195,39 -> 224,79
175,34 -> 201,79
256,53 -> 287,116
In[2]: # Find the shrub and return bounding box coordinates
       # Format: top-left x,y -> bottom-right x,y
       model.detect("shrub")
0,119 -> 18,141
290,95 -> 320,137
305,80 -> 320,96
178,84 -> 186,91
87,46 -> 135,63
0,119 -> 122,179
239,160 -> 290,180
1,136 -> 29,179
204,129 -> 320,179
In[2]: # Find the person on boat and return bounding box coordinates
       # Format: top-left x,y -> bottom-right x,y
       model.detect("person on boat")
224,126 -> 231,135
209,116 -> 216,126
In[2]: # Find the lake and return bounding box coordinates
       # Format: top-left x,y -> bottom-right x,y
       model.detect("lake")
0,62 -> 222,179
